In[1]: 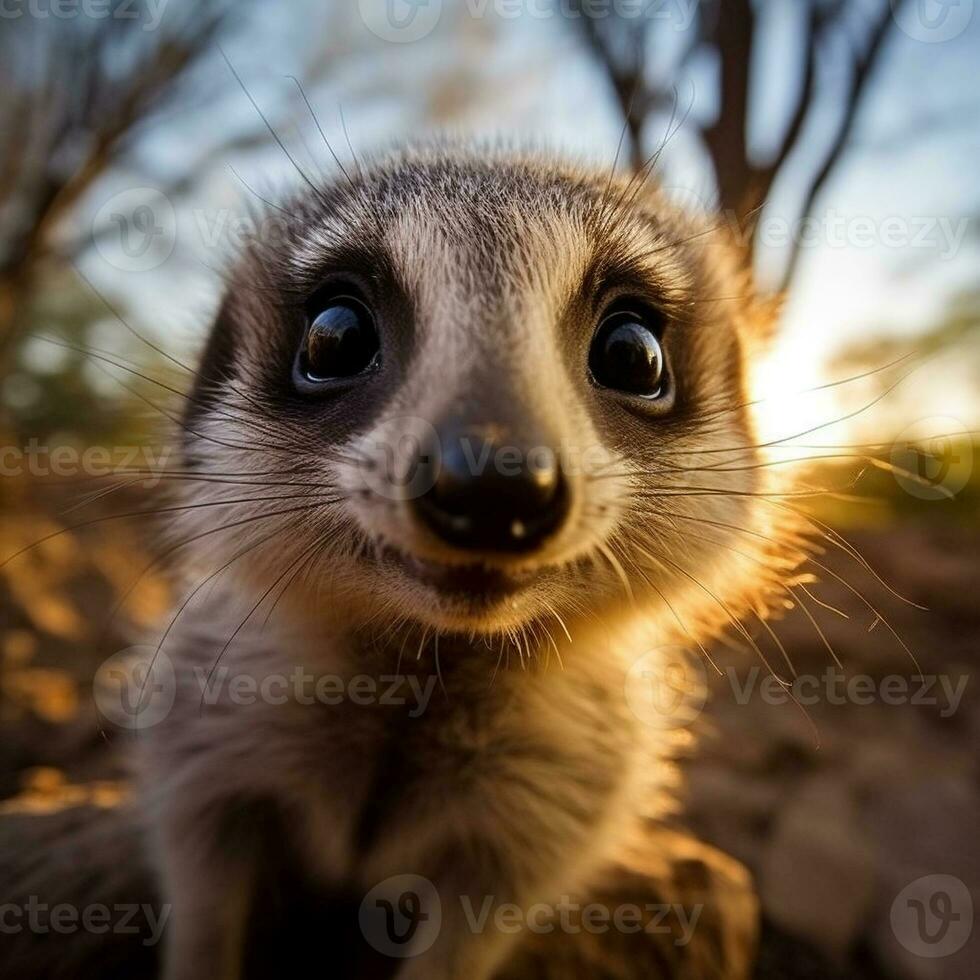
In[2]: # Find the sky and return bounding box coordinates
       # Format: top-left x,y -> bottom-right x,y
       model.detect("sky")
65,0 -> 980,443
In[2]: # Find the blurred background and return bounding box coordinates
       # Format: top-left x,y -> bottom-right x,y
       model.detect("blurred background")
0,1 -> 977,978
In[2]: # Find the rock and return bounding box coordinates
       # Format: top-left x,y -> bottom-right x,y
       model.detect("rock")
499,823 -> 759,980
864,777 -> 980,980
759,776 -> 876,960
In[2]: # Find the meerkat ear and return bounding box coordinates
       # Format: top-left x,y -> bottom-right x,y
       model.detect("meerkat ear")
183,296 -> 238,448
713,243 -> 784,355
735,287 -> 784,358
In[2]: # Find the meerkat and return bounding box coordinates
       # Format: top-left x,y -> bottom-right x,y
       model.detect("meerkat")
2,144 -> 805,979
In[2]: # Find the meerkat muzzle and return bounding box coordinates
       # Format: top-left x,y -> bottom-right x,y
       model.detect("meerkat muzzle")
411,424 -> 570,554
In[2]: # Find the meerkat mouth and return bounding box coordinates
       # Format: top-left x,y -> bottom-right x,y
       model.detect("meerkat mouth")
383,546 -> 545,602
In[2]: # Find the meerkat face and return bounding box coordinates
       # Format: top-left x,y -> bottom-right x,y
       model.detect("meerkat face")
179,148 -> 789,641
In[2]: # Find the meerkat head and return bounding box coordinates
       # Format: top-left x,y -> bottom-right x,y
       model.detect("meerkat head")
178,146 -> 799,644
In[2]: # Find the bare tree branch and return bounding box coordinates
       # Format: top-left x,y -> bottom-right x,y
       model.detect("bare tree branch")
778,1 -> 901,289
569,1 -> 650,173
702,0 -> 756,215
764,2 -> 838,187
0,0 -> 233,366
568,0 -> 906,293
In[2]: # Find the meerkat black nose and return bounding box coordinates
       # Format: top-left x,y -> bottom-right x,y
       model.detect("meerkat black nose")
413,428 -> 569,553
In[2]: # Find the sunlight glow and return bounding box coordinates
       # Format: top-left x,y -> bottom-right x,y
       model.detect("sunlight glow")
750,338 -> 848,458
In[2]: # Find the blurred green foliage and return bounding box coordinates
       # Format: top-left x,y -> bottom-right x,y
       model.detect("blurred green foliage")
1,267 -> 169,449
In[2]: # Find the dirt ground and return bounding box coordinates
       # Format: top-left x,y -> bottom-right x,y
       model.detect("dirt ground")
1,487 -> 976,978
681,522 -> 979,979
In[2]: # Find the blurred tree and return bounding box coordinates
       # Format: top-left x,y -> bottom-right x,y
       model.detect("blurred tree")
570,0 -> 906,288
831,289 -> 980,371
3,267 -> 168,446
0,0 -> 234,371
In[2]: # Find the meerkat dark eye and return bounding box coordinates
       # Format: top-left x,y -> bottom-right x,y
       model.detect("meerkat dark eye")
296,297 -> 380,387
589,309 -> 666,399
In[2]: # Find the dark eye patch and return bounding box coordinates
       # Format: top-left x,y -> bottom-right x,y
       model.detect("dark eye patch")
589,307 -> 666,398
296,297 -> 380,388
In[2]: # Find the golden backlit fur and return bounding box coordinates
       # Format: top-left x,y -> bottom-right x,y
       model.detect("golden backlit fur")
2,145 -> 811,980
135,146 -> 808,979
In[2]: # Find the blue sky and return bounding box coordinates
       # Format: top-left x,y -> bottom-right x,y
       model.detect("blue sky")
69,0 -> 979,438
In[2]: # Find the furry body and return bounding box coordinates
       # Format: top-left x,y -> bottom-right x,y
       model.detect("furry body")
3,147 -> 803,978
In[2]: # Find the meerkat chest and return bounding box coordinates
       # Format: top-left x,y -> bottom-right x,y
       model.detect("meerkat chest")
148,630 -> 646,890
301,656 -> 646,889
